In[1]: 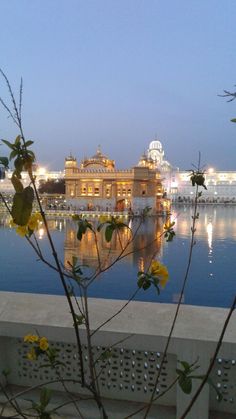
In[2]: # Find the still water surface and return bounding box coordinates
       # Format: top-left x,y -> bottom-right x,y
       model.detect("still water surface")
0,205 -> 236,308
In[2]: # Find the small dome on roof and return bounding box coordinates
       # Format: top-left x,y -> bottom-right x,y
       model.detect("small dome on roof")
81,146 -> 115,170
91,146 -> 108,161
65,153 -> 76,161
149,140 -> 163,151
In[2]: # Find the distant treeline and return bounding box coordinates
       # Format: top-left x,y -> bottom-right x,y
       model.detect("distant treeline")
38,179 -> 65,194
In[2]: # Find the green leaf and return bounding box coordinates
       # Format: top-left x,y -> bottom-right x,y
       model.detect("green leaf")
230,118 -> 236,123
177,359 -> 202,395
9,150 -> 18,160
76,224 -> 85,241
137,273 -> 151,290
24,140 -> 34,147
2,139 -> 15,150
11,173 -> 24,193
180,361 -> 191,372
100,349 -> 113,361
39,387 -> 52,409
14,156 -> 24,172
164,230 -> 176,242
0,157 -> 9,168
74,314 -> 85,325
190,172 -> 207,190
137,276 -> 144,288
24,185 -> 34,202
76,219 -> 93,241
25,150 -> 35,159
11,186 -> 34,226
14,135 -> 21,145
142,279 -> 151,290
105,225 -> 114,242
179,374 -> 192,394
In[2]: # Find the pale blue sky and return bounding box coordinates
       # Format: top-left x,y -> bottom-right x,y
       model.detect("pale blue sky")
0,0 -> 235,170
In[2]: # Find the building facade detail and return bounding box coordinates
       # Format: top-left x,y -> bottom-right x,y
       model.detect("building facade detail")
171,170 -> 236,203
147,139 -> 172,172
146,138 -> 236,203
65,149 -> 163,214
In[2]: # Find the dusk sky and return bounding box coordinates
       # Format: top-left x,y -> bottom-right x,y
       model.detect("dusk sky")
0,0 -> 235,171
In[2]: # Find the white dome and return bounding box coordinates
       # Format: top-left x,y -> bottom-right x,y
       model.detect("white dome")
149,140 -> 162,151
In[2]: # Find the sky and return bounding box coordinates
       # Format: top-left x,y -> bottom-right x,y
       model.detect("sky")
0,0 -> 235,171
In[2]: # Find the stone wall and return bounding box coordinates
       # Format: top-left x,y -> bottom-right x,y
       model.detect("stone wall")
0,292 -> 235,418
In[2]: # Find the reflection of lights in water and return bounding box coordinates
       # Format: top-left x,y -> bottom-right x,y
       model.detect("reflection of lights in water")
138,257 -> 144,272
206,222 -> 213,252
69,230 -> 75,240
178,220 -> 189,236
87,231 -> 93,243
38,227 -> 45,240
206,220 -> 214,277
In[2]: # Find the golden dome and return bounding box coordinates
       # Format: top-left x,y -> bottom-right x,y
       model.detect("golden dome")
81,146 -> 115,170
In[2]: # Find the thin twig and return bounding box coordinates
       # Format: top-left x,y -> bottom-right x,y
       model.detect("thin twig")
90,288 -> 140,337
19,77 -> 23,120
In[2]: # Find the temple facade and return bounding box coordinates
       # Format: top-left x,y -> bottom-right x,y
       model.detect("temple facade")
64,148 -> 164,214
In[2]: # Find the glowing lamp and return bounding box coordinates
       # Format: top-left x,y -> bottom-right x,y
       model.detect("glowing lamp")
37,167 -> 46,176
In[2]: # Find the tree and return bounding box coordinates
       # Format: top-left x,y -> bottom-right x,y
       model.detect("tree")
38,179 -> 65,194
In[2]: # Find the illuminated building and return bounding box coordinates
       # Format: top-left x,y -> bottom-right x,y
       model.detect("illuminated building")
170,169 -> 236,203
65,147 -> 164,214
147,140 -> 172,172
146,139 -> 236,203
0,167 -> 64,194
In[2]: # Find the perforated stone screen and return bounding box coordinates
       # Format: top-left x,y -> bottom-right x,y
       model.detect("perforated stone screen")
210,357 -> 236,414
6,337 -> 176,405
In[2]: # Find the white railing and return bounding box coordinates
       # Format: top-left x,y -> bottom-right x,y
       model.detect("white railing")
44,210 -> 129,218
0,292 -> 235,419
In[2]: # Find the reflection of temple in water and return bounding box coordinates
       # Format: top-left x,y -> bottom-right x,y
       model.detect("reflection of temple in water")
64,217 -> 164,271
